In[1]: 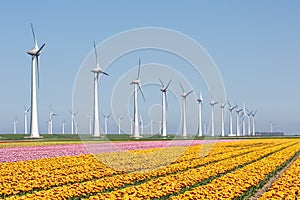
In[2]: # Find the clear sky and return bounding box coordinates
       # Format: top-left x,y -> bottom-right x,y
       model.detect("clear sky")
0,0 -> 299,135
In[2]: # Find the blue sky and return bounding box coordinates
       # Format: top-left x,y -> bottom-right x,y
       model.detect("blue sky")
0,1 -> 299,135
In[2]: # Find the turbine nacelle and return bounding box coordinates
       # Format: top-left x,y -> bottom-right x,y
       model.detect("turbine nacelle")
131,79 -> 141,84
91,66 -> 109,75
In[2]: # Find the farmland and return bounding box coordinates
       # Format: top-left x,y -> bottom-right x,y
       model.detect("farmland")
0,138 -> 299,199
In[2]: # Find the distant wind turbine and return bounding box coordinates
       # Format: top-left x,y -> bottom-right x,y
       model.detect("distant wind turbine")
236,107 -> 243,136
131,58 -> 146,138
118,116 -> 124,135
102,114 -> 111,135
91,41 -> 109,137
197,91 -> 203,137
70,110 -> 78,135
62,120 -> 66,135
27,23 -> 45,138
241,103 -> 246,136
140,115 -> 144,135
227,101 -> 237,136
159,79 -> 172,137
251,110 -> 257,136
246,109 -> 252,136
210,96 -> 219,137
179,82 -> 193,137
24,106 -> 30,135
220,102 -> 226,137
13,118 -> 17,134
48,105 -> 57,134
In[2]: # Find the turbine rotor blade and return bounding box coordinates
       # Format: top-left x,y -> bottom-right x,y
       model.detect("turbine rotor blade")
137,58 -> 141,80
101,71 -> 109,76
159,78 -> 164,87
179,82 -> 184,93
36,43 -> 45,55
166,79 -> 172,89
138,83 -> 146,102
227,100 -> 232,108
186,90 -> 193,97
93,41 -> 99,67
30,23 -> 37,47
36,56 -> 40,88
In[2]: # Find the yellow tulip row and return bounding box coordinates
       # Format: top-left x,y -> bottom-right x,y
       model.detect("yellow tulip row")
171,142 -> 300,200
87,141 -> 294,199
3,140 -> 277,199
259,152 -> 300,200
0,155 -> 121,197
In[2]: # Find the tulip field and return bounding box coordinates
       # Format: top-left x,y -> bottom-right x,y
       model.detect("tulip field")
0,138 -> 300,199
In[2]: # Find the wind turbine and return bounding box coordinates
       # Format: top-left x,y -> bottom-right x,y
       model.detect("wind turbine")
27,23 -> 45,138
220,102 -> 226,137
196,91 -> 204,137
140,115 -> 144,135
209,96 -> 219,137
159,79 -> 172,137
62,120 -> 66,135
179,82 -> 193,137
251,110 -> 257,136
49,106 -> 57,134
70,110 -> 78,135
13,118 -> 17,134
24,106 -> 30,135
75,120 -> 79,134
241,103 -> 246,136
131,58 -> 146,138
102,114 -> 111,135
227,101 -> 237,136
91,41 -> 109,137
236,107 -> 243,136
246,109 -> 252,136
118,116 -> 124,135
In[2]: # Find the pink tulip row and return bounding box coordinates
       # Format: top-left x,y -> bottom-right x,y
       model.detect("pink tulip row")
0,139 -> 233,163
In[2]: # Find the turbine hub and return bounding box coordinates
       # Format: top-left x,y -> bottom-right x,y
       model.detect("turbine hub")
91,66 -> 102,73
131,79 -> 140,84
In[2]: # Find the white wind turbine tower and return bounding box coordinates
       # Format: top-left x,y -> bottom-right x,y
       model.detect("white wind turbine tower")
24,106 -> 30,135
159,79 -> 172,137
179,82 -> 193,137
70,110 -> 78,135
236,107 -> 243,136
102,114 -> 111,135
131,58 -> 146,138
118,116 -> 124,135
209,97 -> 219,137
220,102 -> 226,137
75,120 -> 79,134
49,106 -> 57,135
251,110 -> 257,136
62,120 -> 66,135
13,118 -> 17,134
140,115 -> 144,135
227,101 -> 237,136
27,24 -> 45,138
246,109 -> 252,136
91,41 -> 109,137
197,91 -> 203,137
241,103 -> 246,136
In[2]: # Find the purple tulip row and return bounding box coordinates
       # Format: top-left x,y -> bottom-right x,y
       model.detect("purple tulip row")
0,140 -> 232,163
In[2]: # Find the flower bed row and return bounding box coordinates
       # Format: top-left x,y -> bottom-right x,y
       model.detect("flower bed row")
259,152 -> 300,199
170,142 -> 300,200
86,141 -> 294,199
2,140 -> 278,199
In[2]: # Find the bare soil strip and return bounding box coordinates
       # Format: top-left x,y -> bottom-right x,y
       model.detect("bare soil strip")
249,152 -> 300,200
